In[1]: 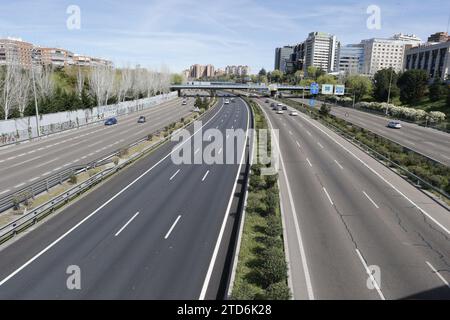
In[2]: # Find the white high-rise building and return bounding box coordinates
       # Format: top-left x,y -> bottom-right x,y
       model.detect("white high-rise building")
361,34 -> 422,75
304,32 -> 340,73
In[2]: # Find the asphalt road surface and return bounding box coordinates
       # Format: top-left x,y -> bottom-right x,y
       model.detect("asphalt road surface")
0,97 -> 196,197
0,97 -> 250,299
258,98 -> 450,300
291,98 -> 450,166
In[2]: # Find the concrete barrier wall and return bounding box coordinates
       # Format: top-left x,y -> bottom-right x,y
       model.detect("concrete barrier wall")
0,92 -> 178,145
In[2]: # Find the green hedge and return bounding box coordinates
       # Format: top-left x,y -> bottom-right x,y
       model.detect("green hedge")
231,98 -> 291,300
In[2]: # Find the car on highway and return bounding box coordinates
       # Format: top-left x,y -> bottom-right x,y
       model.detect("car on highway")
182,100 -> 187,105
231,98 -> 235,102
224,99 -> 230,104
104,117 -> 117,126
265,99 -> 270,103
276,109 -> 284,114
137,116 -> 146,123
290,111 -> 298,116
282,105 -> 288,110
387,120 -> 402,129
277,103 -> 282,106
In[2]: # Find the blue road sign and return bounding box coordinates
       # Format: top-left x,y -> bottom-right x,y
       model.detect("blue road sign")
310,82 -> 319,95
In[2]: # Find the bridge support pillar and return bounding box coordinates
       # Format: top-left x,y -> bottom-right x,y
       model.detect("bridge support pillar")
270,90 -> 277,97
177,89 -> 181,97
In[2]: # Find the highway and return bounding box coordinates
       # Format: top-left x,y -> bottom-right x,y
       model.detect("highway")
0,97 -> 250,299
290,98 -> 450,166
0,97 -> 195,197
257,98 -> 450,300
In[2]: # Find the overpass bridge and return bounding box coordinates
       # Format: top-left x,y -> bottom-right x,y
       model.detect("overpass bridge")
169,83 -> 310,97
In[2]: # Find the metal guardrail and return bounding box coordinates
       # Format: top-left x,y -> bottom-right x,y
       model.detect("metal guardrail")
281,99 -> 450,201
0,98 -> 219,244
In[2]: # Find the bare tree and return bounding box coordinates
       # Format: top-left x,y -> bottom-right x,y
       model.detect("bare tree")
16,70 -> 31,117
0,62 -> 20,120
34,65 -> 54,100
88,66 -> 116,107
117,66 -> 133,102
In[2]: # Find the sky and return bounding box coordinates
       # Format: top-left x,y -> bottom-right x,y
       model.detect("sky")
0,0 -> 449,73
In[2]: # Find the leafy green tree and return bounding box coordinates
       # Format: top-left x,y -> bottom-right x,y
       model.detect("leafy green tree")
346,75 -> 372,102
258,68 -> 267,76
398,69 -> 428,105
372,68 -> 400,102
428,78 -> 445,102
317,74 -> 337,85
270,70 -> 284,83
171,73 -> 184,85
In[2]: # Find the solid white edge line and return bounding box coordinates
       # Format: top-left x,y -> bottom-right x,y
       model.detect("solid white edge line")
199,99 -> 249,300
306,158 -> 313,167
0,102 -> 225,288
259,100 -> 315,300
201,170 -> 210,182
363,191 -> 380,209
297,111 -> 450,235
164,215 -> 182,240
322,187 -> 334,206
355,248 -> 386,300
425,261 -> 450,288
114,211 -> 140,237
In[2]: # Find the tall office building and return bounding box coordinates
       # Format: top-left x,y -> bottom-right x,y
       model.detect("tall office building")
304,32 -> 340,74
274,46 -> 294,72
338,44 -> 365,74
405,41 -> 450,81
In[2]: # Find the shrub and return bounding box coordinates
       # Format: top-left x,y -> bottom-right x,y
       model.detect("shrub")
263,282 -> 291,300
258,247 -> 288,288
249,174 -> 265,192
231,283 -> 260,300
265,214 -> 282,238
68,174 -> 77,184
118,148 -> 129,158
147,134 -> 153,141
266,191 -> 279,214
111,156 -> 120,166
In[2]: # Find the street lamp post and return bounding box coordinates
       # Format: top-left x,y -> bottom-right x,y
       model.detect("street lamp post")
386,67 -> 394,107
30,49 -> 41,137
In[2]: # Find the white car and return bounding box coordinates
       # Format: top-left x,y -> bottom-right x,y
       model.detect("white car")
277,103 -> 283,107
224,99 -> 230,104
388,120 -> 402,129
182,101 -> 187,105
276,110 -> 284,114
290,111 -> 298,116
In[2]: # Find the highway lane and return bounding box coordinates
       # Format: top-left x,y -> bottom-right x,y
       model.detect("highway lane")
291,98 -> 450,166
0,97 -> 250,299
258,98 -> 450,299
0,97 -> 196,196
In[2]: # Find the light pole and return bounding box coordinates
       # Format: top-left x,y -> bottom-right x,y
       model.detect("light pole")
30,48 -> 41,137
387,67 -> 394,105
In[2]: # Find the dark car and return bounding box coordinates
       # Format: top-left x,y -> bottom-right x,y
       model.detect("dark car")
137,116 -> 146,123
104,117 -> 117,125
271,103 -> 276,110
282,106 -> 288,110
265,99 -> 270,103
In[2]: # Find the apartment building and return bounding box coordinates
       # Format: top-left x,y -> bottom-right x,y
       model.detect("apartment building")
0,37 -> 33,67
0,37 -> 112,68
427,32 -> 450,43
225,65 -> 249,76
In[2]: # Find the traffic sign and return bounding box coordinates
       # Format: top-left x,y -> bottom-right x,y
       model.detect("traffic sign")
310,82 -> 319,95
322,84 -> 334,95
335,85 -> 345,95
